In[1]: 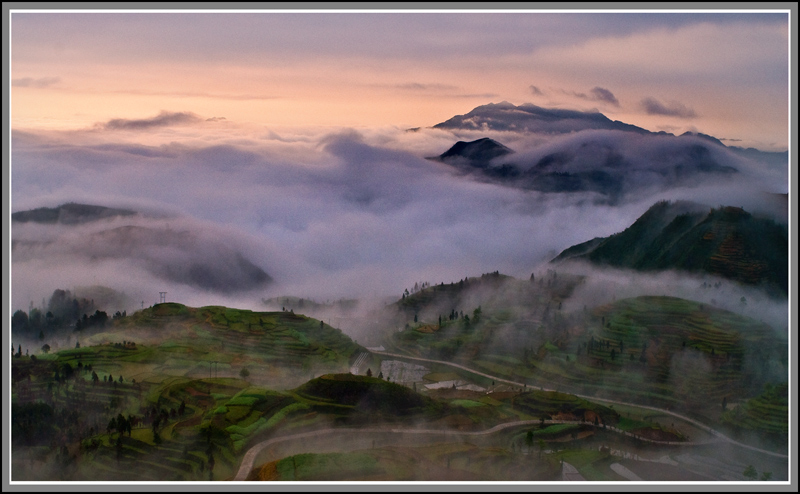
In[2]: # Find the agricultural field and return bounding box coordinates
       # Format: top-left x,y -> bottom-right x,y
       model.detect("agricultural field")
11,302 -> 676,481
10,287 -> 788,482
391,293 -> 788,430
10,303 -> 363,480
252,442 -> 561,481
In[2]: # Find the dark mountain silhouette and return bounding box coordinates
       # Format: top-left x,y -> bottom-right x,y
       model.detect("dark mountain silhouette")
426,103 -> 769,202
12,202 -> 137,224
552,200 -> 788,296
83,225 -> 272,292
430,137 -> 520,179
430,135 -> 737,202
12,205 -> 273,293
436,137 -> 513,167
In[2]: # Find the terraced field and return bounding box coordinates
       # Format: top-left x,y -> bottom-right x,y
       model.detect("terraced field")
581,296 -> 787,407
721,382 -> 788,439
254,441 -> 561,481
392,294 -> 787,423
10,303 -> 365,481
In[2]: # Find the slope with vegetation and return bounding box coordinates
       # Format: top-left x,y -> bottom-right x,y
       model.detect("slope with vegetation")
553,201 -> 788,296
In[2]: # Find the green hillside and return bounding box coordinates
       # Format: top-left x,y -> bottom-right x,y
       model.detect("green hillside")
104,303 -> 363,380
553,201 -> 788,296
552,296 -> 787,412
391,292 -> 787,417
254,442 -> 560,481
721,382 -> 788,439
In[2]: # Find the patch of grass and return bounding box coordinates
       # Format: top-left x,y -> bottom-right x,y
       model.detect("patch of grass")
450,399 -> 486,408
423,372 -> 460,382
722,382 -> 788,435
533,423 -> 581,437
274,452 -> 382,481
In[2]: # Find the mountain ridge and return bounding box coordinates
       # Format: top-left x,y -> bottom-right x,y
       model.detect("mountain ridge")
12,202 -> 137,225
552,200 -> 788,296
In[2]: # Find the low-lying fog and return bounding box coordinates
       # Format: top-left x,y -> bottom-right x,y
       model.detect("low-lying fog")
11,117 -> 789,331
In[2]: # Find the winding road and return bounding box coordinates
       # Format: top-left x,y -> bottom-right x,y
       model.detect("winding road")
371,350 -> 788,459
232,416 -> 717,480
232,350 -> 786,481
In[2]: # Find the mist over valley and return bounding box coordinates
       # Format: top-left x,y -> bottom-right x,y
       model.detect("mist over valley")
8,9 -> 791,486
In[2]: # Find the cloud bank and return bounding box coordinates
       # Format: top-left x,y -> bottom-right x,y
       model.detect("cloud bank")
101,111 -> 203,130
641,97 -> 697,118
10,106 -> 788,317
12,76 -> 61,88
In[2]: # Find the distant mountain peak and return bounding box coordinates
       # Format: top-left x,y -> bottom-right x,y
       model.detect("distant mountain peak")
12,202 -> 137,225
433,101 -> 650,135
437,137 -> 513,163
680,131 -> 726,148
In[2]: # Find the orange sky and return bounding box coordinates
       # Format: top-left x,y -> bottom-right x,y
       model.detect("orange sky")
10,10 -> 791,150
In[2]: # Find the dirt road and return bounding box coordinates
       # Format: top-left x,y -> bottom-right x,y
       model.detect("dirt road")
371,350 -> 788,460
232,350 -> 786,481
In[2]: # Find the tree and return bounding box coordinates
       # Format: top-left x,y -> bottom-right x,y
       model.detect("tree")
239,367 -> 250,379
12,310 -> 29,332
525,430 -> 534,450
743,465 -> 757,480
760,472 -> 773,481
378,371 -> 383,379
366,368 -> 372,377
41,344 -> 50,354
207,452 -> 215,480
62,363 -> 74,380
722,396 -> 727,411
92,371 -> 99,384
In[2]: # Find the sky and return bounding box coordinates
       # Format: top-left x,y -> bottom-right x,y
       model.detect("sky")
8,7 -> 793,312
10,9 -> 789,149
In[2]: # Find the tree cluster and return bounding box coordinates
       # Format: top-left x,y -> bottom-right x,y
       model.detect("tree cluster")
74,310 -> 109,331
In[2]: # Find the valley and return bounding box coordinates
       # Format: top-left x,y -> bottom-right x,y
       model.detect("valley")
9,17 -> 791,484
10,255 -> 789,482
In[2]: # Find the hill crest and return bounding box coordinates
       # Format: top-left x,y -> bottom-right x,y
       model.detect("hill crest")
553,201 -> 788,296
